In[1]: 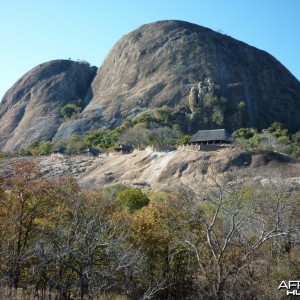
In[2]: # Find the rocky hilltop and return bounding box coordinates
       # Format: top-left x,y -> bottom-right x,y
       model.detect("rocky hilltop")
1,20 -> 300,150
0,60 -> 96,150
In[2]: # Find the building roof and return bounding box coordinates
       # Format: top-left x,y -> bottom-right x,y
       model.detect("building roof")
114,144 -> 134,152
189,129 -> 231,143
81,147 -> 101,155
52,147 -> 66,153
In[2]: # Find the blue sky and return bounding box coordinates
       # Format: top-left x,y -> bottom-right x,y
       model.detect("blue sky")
0,0 -> 299,100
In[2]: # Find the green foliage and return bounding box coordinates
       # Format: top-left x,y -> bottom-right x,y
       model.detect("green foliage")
262,122 -> 288,137
292,131 -> 300,145
83,129 -> 119,150
248,133 -> 263,147
290,131 -> 300,158
39,141 -> 53,155
207,95 -> 220,107
231,123 -> 300,156
27,140 -> 53,155
1,161 -> 300,299
0,150 -> 11,158
173,124 -> 191,145
133,113 -> 154,126
237,100 -> 246,111
154,105 -> 172,123
60,103 -> 81,119
115,187 -> 150,212
212,109 -> 224,125
232,128 -> 256,139
103,184 -> 128,200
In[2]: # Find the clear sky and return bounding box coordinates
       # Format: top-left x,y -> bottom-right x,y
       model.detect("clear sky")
0,0 -> 299,100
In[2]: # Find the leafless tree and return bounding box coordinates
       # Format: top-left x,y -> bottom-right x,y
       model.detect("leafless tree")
183,172 -> 300,299
120,127 -> 151,149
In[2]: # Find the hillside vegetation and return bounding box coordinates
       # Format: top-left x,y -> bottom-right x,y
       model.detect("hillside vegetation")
0,159 -> 300,299
0,19 -> 300,299
1,120 -> 300,159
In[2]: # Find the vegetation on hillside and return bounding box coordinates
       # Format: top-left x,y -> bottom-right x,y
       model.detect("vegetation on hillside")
0,160 -> 299,299
1,114 -> 300,160
60,99 -> 85,120
232,122 -> 300,157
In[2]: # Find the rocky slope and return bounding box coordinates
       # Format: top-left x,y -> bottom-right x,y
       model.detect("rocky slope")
2,148 -> 298,195
54,20 -> 300,140
1,20 -> 300,150
0,60 -> 97,150
76,148 -> 300,193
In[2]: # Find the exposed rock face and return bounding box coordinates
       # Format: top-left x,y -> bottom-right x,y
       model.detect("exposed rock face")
56,20 -> 300,139
1,20 -> 300,150
2,148 -> 299,194
0,60 -> 97,150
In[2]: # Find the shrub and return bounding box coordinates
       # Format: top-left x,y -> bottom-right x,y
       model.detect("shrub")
263,122 -> 288,137
116,188 -> 150,212
232,128 -> 256,140
60,103 -> 81,119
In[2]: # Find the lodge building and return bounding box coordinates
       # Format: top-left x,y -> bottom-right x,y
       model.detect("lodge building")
187,129 -> 232,151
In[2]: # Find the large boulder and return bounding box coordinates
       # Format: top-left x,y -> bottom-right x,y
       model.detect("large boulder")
55,20 -> 300,139
0,60 -> 97,150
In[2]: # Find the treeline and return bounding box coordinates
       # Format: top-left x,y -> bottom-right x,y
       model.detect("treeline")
0,108 -> 190,158
1,160 -> 300,299
233,122 -> 300,158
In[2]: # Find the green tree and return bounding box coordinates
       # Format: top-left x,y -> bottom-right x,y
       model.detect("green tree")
131,193 -> 202,299
237,100 -> 246,111
0,160 -> 62,290
84,129 -> 119,150
232,128 -> 256,140
60,103 -> 81,119
154,105 -> 172,123
133,113 -> 154,127
116,188 -> 150,213
292,131 -> 300,145
39,141 -> 53,155
212,109 -> 224,126
263,122 -> 288,137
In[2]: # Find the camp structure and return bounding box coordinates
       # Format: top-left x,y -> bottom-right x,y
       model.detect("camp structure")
113,144 -> 134,154
81,147 -> 101,157
188,129 -> 231,150
51,147 -> 67,155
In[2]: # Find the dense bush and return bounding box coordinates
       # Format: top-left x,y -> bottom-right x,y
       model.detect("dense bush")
115,187 -> 150,212
232,122 -> 300,157
1,161 -> 299,299
60,103 -> 81,119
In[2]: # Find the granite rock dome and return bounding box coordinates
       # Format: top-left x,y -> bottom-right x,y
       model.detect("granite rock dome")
54,20 -> 300,140
1,20 -> 300,149
0,60 -> 96,150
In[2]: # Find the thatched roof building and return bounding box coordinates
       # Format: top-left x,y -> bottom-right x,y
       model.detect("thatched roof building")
81,147 -> 101,156
51,147 -> 67,155
114,144 -> 134,154
188,129 -> 231,145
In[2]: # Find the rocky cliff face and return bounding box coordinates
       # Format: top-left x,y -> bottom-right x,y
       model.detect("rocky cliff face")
0,60 -> 96,150
1,20 -> 300,150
